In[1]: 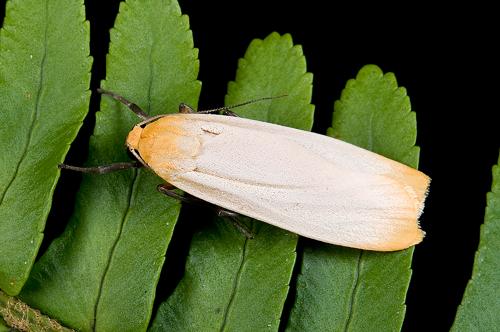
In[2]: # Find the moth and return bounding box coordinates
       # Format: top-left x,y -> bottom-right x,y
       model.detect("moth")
61,89 -> 430,251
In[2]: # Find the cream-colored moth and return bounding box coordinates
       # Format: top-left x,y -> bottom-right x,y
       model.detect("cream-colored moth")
62,90 -> 430,252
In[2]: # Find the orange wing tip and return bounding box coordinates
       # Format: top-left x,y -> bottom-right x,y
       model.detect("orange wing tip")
375,172 -> 429,252
372,231 -> 425,252
403,170 -> 431,218
415,173 -> 431,236
417,175 -> 431,218
413,174 -> 430,247
372,215 -> 427,252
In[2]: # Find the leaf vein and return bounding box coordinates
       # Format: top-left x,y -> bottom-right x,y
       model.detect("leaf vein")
219,236 -> 249,332
92,169 -> 140,330
0,0 -> 49,207
344,250 -> 363,332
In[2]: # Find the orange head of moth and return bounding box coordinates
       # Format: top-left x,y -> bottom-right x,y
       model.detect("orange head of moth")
126,125 -> 143,151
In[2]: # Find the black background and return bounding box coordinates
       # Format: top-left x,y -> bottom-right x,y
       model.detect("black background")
1,1 -> 498,331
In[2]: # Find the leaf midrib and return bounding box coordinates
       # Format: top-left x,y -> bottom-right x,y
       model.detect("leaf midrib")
0,0 -> 49,207
344,250 -> 363,331
92,30 -> 156,329
343,99 -> 376,331
92,169 -> 139,330
219,235 -> 249,332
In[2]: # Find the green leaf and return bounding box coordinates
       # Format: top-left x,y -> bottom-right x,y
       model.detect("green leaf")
0,0 -> 91,295
451,152 -> 500,331
287,65 -> 420,331
226,34 -> 314,130
19,0 -> 200,331
0,319 -> 8,332
150,32 -> 314,331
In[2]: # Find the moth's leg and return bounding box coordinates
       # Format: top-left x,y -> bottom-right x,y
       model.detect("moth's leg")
98,88 -> 149,120
157,184 -> 204,204
216,211 -> 254,239
59,161 -> 142,174
178,103 -> 197,114
157,184 -> 254,238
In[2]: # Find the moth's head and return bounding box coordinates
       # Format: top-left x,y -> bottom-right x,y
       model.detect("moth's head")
126,125 -> 143,151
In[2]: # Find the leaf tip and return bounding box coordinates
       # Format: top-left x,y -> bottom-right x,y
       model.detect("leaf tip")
357,64 -> 384,80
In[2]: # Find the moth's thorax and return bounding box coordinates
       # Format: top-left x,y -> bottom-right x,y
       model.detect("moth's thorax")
128,115 -> 200,181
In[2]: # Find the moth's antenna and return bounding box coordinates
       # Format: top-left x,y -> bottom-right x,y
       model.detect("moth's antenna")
97,88 -> 150,120
197,95 -> 288,115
